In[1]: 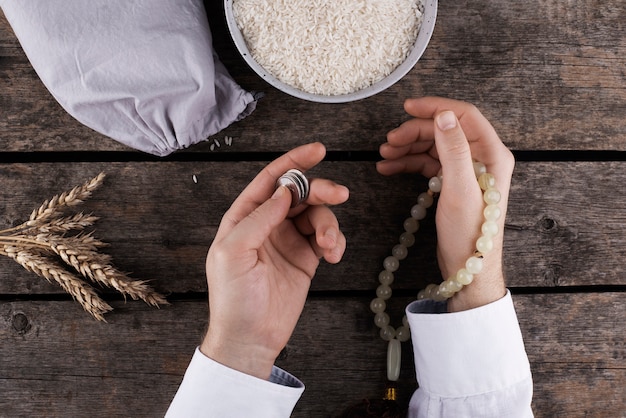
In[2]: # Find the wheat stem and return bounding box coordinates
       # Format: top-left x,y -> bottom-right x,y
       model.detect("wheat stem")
0,236 -> 49,249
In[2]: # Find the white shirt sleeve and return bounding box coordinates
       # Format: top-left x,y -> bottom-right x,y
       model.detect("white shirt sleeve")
165,348 -> 304,417
166,291 -> 532,417
406,290 -> 534,417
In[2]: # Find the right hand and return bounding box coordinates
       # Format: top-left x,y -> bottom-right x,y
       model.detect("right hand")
201,142 -> 349,379
376,97 -> 515,312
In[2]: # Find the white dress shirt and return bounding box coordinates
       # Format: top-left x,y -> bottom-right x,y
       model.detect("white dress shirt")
166,291 -> 533,417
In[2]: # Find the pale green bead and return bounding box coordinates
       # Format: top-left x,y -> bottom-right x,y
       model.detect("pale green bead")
376,284 -> 393,300
396,325 -> 411,342
481,220 -> 499,237
380,325 -> 396,341
445,277 -> 463,293
417,192 -> 434,208
438,283 -> 454,299
476,236 -> 494,253
455,268 -> 474,285
399,232 -> 416,247
417,289 -> 427,300
428,176 -> 442,193
432,288 -> 448,301
483,188 -> 501,205
473,161 -> 487,178
410,204 -> 427,220
378,270 -> 394,286
370,297 -> 386,314
466,256 -> 484,274
439,280 -> 452,294
374,312 -> 390,328
383,256 -> 400,272
392,244 -> 408,260
483,204 -> 502,221
424,283 -> 438,299
411,205 -> 428,221
478,173 -> 496,191
402,315 -> 409,327
403,217 -> 420,233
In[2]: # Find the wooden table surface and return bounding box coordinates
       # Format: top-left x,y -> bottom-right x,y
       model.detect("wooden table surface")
1,1 -> 625,416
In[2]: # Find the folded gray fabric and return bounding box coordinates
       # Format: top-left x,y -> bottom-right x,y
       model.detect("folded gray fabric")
1,0 -> 257,156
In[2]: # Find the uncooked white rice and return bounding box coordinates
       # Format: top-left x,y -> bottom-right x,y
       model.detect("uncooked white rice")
232,0 -> 424,96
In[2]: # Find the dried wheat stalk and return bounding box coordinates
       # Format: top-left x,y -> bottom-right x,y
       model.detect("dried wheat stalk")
0,173 -> 168,321
4,249 -> 113,321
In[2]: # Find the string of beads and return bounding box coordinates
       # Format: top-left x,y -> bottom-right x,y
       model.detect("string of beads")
370,161 -> 502,383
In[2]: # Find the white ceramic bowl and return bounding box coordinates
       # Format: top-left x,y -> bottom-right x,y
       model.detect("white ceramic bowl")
224,0 -> 438,103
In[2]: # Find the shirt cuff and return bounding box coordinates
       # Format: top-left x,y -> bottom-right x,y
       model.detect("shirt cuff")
166,348 -> 304,417
406,290 -> 531,398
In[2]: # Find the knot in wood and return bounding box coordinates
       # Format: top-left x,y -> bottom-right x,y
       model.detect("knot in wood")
539,217 -> 558,232
12,313 -> 31,334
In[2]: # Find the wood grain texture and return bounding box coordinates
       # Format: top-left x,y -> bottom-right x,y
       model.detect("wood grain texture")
515,293 -> 626,417
1,0 -> 624,153
1,2 -> 625,416
2,161 -> 626,299
1,293 -> 624,417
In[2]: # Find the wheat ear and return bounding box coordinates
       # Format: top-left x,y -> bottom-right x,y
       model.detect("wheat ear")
2,172 -> 168,320
27,172 -> 105,225
7,250 -> 112,321
31,234 -> 167,307
48,242 -> 168,307
31,213 -> 100,234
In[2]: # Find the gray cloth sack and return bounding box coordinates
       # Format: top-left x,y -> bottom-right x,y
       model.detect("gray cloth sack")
1,0 -> 257,156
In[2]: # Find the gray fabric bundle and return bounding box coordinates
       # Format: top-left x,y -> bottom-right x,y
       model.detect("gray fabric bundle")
1,0 -> 257,156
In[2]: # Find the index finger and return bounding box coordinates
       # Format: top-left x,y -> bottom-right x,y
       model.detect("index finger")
219,142 -> 327,234
404,97 -> 510,170
404,97 -> 500,142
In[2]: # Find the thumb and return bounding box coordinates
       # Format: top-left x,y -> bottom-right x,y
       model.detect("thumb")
434,111 -> 477,190
226,185 -> 292,251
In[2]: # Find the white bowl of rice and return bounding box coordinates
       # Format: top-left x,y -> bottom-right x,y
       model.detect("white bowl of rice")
225,0 -> 437,103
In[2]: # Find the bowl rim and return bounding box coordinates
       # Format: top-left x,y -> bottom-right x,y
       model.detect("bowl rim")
224,0 -> 438,103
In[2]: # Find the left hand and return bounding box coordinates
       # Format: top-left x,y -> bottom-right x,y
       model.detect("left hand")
201,142 -> 349,380
376,97 -> 514,311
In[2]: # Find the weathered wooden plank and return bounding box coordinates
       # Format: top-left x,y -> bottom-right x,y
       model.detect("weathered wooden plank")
1,0 -> 624,152
515,292 -> 626,417
2,161 -> 626,297
1,293 -> 624,416
506,161 -> 626,288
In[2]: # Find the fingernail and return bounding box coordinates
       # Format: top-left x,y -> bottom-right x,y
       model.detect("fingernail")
272,185 -> 285,199
436,111 -> 457,131
338,185 -> 350,199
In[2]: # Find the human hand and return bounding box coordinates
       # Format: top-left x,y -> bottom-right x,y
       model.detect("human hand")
201,142 -> 349,380
376,97 -> 514,312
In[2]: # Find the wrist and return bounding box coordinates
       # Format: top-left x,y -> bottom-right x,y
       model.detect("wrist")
446,261 -> 506,312
200,329 -> 278,381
